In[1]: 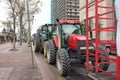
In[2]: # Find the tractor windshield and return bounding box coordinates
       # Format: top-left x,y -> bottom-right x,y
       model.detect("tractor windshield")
62,24 -> 81,35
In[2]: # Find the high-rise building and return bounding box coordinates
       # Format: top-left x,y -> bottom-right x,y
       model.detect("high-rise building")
51,0 -> 79,24
51,0 -> 55,24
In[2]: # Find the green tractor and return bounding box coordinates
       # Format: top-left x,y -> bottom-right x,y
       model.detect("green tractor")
41,24 -> 57,57
34,28 -> 44,53
34,24 -> 56,54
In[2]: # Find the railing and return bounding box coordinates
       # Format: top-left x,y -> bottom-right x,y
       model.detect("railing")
86,0 -> 118,79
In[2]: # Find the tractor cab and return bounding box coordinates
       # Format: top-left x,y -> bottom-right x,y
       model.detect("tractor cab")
54,20 -> 83,48
41,24 -> 56,41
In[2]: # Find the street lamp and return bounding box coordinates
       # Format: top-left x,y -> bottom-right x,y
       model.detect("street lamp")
26,0 -> 42,68
26,0 -> 35,67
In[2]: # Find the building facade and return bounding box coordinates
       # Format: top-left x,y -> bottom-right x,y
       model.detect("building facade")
51,0 -> 79,24
79,0 -> 116,40
51,0 -> 55,24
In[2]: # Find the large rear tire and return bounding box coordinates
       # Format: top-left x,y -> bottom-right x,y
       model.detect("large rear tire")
91,54 -> 109,72
56,49 -> 70,76
44,41 -> 48,58
98,54 -> 109,71
46,40 -> 56,64
34,36 -> 40,52
39,36 -> 44,54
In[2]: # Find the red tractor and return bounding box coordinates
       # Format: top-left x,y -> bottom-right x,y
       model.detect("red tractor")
45,19 -> 109,76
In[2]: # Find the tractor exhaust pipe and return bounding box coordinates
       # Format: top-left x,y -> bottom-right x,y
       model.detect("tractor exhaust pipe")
56,18 -> 61,49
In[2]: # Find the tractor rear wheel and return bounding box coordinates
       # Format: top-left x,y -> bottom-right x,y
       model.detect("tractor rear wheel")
56,49 -> 70,76
39,36 -> 44,54
43,41 -> 48,58
91,53 -> 109,72
46,40 -> 56,64
98,54 -> 109,71
34,37 -> 40,52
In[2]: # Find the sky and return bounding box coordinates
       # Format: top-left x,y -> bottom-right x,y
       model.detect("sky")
0,0 -> 51,34
0,0 -> 9,32
31,0 -> 51,34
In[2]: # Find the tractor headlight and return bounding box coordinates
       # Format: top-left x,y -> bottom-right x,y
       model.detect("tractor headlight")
80,46 -> 94,50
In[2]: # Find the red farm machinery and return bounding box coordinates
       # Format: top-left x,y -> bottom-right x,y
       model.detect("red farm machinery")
45,19 -> 110,76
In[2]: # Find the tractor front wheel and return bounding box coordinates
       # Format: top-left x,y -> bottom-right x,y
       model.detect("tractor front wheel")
46,40 -> 56,64
56,49 -> 70,76
34,39 -> 40,52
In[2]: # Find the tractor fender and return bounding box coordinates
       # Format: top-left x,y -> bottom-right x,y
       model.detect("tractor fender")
53,36 -> 58,48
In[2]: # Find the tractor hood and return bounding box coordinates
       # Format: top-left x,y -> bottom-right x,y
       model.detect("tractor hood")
68,34 -> 90,41
73,34 -> 87,40
68,34 -> 91,50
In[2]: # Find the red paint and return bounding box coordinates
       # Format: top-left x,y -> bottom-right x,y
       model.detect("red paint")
86,0 -> 117,79
68,34 -> 87,50
53,36 -> 58,48
59,20 -> 81,24
117,56 -> 120,80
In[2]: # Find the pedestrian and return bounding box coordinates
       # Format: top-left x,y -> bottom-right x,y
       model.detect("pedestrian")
11,37 -> 13,44
89,25 -> 93,38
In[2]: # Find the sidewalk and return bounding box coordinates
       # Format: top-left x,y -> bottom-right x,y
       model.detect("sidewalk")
0,42 -> 42,80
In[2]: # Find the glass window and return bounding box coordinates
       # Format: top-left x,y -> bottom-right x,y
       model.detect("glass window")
62,24 -> 81,34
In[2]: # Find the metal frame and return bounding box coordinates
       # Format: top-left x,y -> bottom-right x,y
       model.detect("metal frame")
86,0 -> 118,79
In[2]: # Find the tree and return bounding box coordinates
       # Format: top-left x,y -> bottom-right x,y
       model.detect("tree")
6,0 -> 42,48
6,0 -> 18,50
1,20 -> 12,30
16,0 -> 25,45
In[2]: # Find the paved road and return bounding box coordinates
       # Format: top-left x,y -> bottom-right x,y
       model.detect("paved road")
34,53 -> 91,80
34,50 -> 116,80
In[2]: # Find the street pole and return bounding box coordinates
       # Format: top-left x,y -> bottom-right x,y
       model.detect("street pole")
26,0 -> 35,68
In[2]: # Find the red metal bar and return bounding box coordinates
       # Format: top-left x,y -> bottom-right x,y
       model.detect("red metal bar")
86,0 -> 117,79
99,10 -> 115,16
98,29 -> 116,32
88,28 -> 96,32
88,63 -> 96,68
98,68 -> 116,78
111,50 -> 117,52
99,55 -> 116,62
88,26 -> 116,32
95,0 -> 99,73
99,26 -> 117,29
98,5 -> 114,9
116,56 -> 120,80
99,17 -> 117,20
88,0 -> 104,9
99,40 -> 116,44
88,61 -> 116,78
88,16 -> 95,20
86,0 -> 89,75
99,62 -> 115,64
